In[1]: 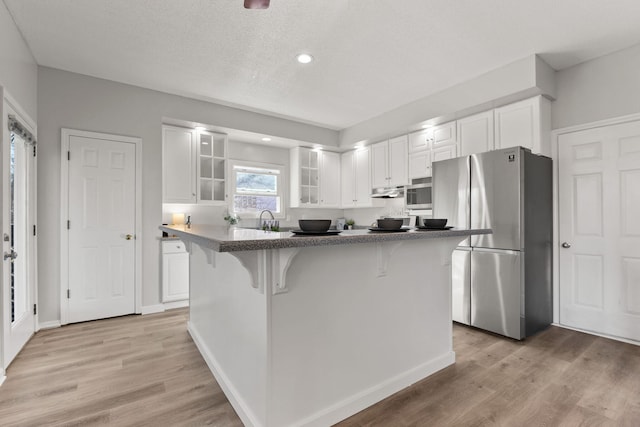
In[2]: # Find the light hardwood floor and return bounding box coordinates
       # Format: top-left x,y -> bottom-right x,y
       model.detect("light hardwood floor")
1,308 -> 639,426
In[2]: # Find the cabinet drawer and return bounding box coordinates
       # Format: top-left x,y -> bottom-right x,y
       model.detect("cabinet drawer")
163,240 -> 187,254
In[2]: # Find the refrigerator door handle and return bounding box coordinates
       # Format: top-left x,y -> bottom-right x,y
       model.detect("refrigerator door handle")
472,247 -> 520,255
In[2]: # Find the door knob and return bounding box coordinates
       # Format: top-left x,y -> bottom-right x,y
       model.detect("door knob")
125,234 -> 133,240
3,250 -> 17,261
561,242 -> 571,248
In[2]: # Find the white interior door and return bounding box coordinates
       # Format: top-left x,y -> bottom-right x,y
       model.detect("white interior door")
2,103 -> 36,369
559,120 -> 640,342
66,134 -> 136,323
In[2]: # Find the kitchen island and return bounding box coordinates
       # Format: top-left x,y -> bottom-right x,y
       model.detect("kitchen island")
160,224 -> 490,427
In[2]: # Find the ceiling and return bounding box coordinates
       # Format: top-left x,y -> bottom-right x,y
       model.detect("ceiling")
6,0 -> 640,130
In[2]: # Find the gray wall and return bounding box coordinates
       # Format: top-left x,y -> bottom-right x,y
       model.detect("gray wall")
37,67 -> 339,323
0,2 -> 37,119
553,43 -> 640,130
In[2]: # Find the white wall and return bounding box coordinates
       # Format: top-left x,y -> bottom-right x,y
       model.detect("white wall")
37,67 -> 339,323
339,55 -> 556,147
553,43 -> 640,130
162,140 -> 345,228
0,2 -> 37,120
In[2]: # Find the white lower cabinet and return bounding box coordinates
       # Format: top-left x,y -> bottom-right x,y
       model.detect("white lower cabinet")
162,240 -> 189,302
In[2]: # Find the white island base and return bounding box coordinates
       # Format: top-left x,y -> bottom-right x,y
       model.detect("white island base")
184,234 -> 467,427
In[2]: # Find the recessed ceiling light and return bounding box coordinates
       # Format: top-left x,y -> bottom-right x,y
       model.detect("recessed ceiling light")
296,53 -> 314,64
262,137 -> 272,142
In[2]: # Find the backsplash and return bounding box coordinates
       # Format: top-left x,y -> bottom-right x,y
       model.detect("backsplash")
162,198 -> 411,230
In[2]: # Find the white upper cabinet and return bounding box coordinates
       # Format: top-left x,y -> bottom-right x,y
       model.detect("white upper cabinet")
431,144 -> 458,163
494,96 -> 551,156
388,136 -> 409,186
408,129 -> 431,153
290,147 -> 341,208
163,125 -> 196,203
371,141 -> 389,188
408,150 -> 431,180
431,121 -> 457,148
408,122 -> 458,179
319,151 -> 341,208
372,136 -> 408,187
341,147 -> 381,208
196,130 -> 227,204
458,110 -> 495,156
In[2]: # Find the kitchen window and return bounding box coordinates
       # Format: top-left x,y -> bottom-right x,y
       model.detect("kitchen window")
229,161 -> 285,218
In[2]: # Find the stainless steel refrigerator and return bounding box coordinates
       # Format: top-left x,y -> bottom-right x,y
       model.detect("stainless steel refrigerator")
433,147 -> 552,340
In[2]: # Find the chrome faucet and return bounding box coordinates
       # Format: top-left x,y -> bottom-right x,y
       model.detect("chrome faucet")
259,210 -> 275,230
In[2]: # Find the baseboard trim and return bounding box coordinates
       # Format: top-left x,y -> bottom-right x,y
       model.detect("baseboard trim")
38,320 -> 61,330
189,318 -> 455,427
295,351 -> 456,427
554,323 -> 640,347
140,304 -> 165,315
141,300 -> 189,315
0,374 -> 6,387
188,322 -> 262,427
163,300 -> 189,310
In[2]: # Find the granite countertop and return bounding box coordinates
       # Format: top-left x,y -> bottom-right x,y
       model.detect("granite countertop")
159,224 -> 491,253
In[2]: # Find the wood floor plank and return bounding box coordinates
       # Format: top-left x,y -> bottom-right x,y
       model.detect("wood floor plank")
1,310 -> 639,426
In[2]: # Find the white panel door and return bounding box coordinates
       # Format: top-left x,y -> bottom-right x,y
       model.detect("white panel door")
458,111 -> 494,156
68,136 -> 136,323
559,120 -> 640,341
2,105 -> 36,369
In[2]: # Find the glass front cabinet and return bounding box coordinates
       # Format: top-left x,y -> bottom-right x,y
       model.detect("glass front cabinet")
197,131 -> 227,204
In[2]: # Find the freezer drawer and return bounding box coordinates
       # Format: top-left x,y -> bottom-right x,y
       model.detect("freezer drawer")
451,248 -> 471,325
471,249 -> 523,339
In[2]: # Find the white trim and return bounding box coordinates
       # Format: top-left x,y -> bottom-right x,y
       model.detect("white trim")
552,112 -> 640,136
2,90 -> 38,370
0,374 -> 5,387
60,129 -> 143,325
228,159 -> 287,220
38,320 -> 61,330
163,299 -> 189,310
553,323 -> 640,347
141,300 -> 189,315
141,304 -> 165,315
188,322 -> 264,427
550,112 -> 640,326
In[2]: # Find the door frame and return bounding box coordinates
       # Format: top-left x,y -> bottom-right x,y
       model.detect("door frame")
551,111 -> 640,326
1,89 -> 38,375
60,128 -> 142,325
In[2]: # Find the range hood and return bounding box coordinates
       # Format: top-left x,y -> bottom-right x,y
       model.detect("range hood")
370,186 -> 405,198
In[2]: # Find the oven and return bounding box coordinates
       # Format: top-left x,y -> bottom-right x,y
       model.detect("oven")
405,178 -> 432,210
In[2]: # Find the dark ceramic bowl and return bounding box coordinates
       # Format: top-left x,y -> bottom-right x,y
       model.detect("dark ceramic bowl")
423,218 -> 448,228
377,218 -> 404,230
298,219 -> 331,233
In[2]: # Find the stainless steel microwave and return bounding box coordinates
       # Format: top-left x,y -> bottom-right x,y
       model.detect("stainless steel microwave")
405,178 -> 432,210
